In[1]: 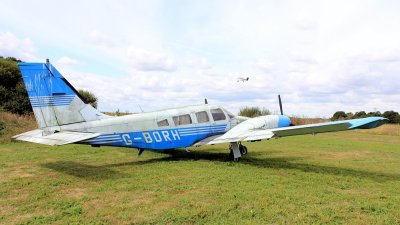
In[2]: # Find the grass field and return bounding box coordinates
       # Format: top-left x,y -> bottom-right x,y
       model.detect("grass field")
0,114 -> 399,224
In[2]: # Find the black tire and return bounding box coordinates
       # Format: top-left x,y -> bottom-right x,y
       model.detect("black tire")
242,146 -> 248,155
239,144 -> 248,155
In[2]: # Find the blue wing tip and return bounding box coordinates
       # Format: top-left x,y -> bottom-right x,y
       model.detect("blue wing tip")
348,117 -> 388,129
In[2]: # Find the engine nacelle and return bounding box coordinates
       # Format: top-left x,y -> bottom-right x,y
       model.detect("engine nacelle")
226,115 -> 291,137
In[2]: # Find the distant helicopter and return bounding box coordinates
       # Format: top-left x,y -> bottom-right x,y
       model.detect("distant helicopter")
237,77 -> 249,82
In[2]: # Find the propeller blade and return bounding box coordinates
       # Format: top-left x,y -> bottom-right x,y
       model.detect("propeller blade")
278,95 -> 283,115
205,98 -> 208,104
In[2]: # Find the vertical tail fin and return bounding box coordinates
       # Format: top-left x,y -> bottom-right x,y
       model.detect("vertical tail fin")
18,60 -> 108,129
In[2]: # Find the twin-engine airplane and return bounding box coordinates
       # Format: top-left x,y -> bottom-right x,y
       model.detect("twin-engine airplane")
13,60 -> 387,161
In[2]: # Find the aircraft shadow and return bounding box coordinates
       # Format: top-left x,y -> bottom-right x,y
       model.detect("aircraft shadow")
42,161 -> 126,181
118,149 -> 400,183
41,149 -> 400,183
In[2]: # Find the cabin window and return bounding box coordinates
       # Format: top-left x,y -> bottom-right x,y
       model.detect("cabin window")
157,119 -> 169,127
173,114 -> 192,126
196,111 -> 209,123
211,108 -> 226,121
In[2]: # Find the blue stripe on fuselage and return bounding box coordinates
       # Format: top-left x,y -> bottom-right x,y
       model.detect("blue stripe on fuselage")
80,124 -> 227,150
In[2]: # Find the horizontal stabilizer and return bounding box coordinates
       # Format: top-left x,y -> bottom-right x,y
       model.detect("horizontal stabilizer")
12,129 -> 100,146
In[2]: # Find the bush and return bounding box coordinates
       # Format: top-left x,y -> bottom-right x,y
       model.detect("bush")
78,89 -> 98,109
0,119 -> 5,136
239,106 -> 270,118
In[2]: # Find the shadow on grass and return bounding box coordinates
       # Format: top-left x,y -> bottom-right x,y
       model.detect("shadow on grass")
42,149 -> 400,183
110,149 -> 400,182
42,161 -> 126,181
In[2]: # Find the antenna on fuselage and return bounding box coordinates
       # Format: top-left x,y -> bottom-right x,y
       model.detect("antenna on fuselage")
205,98 -> 208,104
278,95 -> 283,115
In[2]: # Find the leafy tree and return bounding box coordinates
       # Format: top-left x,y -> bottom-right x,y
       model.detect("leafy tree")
0,57 -> 31,114
383,111 -> 400,124
331,111 -> 347,121
78,89 -> 98,109
346,112 -> 354,118
367,111 -> 382,117
353,111 -> 367,119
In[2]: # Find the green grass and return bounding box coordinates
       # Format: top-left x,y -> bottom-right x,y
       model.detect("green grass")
0,130 -> 399,224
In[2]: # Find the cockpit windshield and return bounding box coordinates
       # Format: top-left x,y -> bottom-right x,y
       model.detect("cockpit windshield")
223,108 -> 235,119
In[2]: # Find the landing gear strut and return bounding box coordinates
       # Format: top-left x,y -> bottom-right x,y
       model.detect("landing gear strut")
138,148 -> 144,156
229,142 -> 248,161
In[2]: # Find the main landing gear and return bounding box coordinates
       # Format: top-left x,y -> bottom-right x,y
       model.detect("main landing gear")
229,142 -> 248,161
138,148 -> 144,156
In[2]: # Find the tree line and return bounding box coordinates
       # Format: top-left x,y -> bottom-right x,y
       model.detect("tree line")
331,110 -> 400,124
239,107 -> 399,124
0,56 -> 98,114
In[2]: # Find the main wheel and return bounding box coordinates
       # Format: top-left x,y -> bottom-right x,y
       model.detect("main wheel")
239,144 -> 248,155
243,146 -> 248,154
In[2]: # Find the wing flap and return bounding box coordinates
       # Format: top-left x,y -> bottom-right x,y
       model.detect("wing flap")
271,121 -> 350,137
12,129 -> 100,146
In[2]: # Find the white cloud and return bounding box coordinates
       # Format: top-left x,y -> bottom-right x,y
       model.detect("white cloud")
87,30 -> 116,47
0,32 -> 36,61
250,58 -> 274,72
57,56 -> 79,66
1,1 -> 400,117
126,46 -> 177,72
186,57 -> 212,70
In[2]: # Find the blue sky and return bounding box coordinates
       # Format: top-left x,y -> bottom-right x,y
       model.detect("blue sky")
1,0 -> 399,117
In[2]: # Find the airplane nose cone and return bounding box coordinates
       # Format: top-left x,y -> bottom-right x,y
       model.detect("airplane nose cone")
278,115 -> 291,128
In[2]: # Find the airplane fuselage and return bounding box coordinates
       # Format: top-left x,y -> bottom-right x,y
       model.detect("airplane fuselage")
51,104 -> 290,150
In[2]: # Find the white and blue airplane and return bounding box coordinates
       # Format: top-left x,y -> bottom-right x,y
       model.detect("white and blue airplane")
13,60 -> 387,161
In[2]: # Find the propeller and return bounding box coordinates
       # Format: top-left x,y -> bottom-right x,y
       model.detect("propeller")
205,98 -> 208,104
278,94 -> 283,115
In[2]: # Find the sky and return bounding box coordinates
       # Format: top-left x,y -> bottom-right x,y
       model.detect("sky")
0,0 -> 399,117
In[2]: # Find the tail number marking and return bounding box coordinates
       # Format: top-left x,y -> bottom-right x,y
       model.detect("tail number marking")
143,130 -> 180,143
122,134 -> 132,145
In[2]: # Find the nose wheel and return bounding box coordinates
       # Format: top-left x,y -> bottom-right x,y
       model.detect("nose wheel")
229,142 -> 248,161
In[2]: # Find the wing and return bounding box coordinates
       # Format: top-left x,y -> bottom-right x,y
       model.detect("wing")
12,129 -> 100,146
195,117 -> 387,146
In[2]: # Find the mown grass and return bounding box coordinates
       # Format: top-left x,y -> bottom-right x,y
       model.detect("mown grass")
0,128 -> 399,224
0,111 -> 399,224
